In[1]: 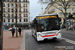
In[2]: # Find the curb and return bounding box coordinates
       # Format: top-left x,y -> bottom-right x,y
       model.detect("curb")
20,31 -> 25,50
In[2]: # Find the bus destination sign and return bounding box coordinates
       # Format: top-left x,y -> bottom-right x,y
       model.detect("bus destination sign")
37,15 -> 57,20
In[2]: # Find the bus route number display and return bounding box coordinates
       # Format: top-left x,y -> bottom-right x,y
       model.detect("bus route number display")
37,15 -> 57,20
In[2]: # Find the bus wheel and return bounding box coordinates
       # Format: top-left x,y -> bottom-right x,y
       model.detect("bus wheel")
52,37 -> 57,40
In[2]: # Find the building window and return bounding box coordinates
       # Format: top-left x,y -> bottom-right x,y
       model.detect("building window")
26,18 -> 28,22
72,13 -> 75,15
7,0 -> 9,2
72,8 -> 75,11
20,19 -> 21,22
8,14 -> 10,18
3,0 -> 5,2
19,14 -> 21,17
24,14 -> 25,17
19,0 -> 21,2
23,0 -> 25,2
19,4 -> 21,7
15,9 -> 17,12
11,4 -> 13,6
8,4 -> 9,7
12,19 -> 14,22
4,19 -> 5,22
19,9 -> 21,12
26,0 -> 27,2
11,4 -> 14,7
8,19 -> 10,22
12,9 -> 14,12
67,8 -> 71,11
72,3 -> 75,6
23,4 -> 25,7
3,3 -> 5,7
26,9 -> 28,12
24,9 -> 25,12
4,14 -> 5,17
3,8 -> 5,12
59,7 -> 62,10
59,12 -> 62,16
8,8 -> 10,12
26,14 -> 28,17
24,19 -> 25,22
58,3 -> 62,6
54,4 -> 57,6
12,0 -> 14,2
12,14 -> 14,18
26,4 -> 27,7
16,4 -> 17,7
16,14 -> 17,17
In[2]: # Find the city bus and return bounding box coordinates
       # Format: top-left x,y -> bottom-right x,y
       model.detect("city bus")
31,14 -> 61,41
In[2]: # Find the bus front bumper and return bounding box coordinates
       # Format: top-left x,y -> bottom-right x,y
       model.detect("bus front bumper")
37,33 -> 61,41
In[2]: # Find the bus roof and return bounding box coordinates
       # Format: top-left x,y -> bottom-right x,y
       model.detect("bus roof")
31,14 -> 58,22
36,14 -> 58,17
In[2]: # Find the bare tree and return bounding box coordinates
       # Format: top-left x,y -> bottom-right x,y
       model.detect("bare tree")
38,0 -> 75,30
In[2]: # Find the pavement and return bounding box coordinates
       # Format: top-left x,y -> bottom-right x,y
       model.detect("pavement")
3,29 -> 75,50
3,30 -> 24,50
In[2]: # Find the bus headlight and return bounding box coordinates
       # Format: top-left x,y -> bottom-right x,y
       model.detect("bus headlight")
38,34 -> 42,37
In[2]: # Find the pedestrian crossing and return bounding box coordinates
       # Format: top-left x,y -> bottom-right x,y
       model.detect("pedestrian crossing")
62,38 -> 75,44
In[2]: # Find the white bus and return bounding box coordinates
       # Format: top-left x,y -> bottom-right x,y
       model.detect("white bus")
31,14 -> 61,41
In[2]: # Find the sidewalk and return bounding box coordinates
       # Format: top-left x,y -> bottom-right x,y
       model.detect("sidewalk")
3,30 -> 24,50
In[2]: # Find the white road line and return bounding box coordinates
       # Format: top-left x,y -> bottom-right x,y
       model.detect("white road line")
62,38 -> 75,44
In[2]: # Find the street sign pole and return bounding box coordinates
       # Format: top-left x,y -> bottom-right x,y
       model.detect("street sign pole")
0,0 -> 3,50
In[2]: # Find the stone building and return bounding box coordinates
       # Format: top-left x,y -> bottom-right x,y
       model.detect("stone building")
44,1 -> 75,24
3,0 -> 30,28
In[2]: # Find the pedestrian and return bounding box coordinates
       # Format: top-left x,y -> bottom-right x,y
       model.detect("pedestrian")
18,27 -> 21,36
11,27 -> 15,37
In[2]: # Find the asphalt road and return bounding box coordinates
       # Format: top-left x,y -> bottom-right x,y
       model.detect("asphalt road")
25,29 -> 75,50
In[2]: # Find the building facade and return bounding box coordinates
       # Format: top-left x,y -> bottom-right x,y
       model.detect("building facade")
3,0 -> 30,28
44,1 -> 75,24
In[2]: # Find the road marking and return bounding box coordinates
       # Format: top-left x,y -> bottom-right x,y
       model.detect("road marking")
38,48 -> 43,50
74,33 -> 75,34
62,38 -> 75,44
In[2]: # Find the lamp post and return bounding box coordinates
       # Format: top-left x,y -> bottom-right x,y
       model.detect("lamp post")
10,0 -> 18,37
0,0 -> 3,50
15,0 -> 18,37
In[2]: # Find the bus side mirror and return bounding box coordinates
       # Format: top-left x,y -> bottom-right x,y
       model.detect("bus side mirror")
59,22 -> 61,24
34,20 -> 37,24
59,18 -> 61,21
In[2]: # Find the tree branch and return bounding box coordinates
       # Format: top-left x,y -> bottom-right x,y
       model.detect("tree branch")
67,2 -> 74,9
52,5 -> 64,14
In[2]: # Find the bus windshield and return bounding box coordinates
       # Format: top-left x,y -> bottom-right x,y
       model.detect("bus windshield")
37,18 -> 60,32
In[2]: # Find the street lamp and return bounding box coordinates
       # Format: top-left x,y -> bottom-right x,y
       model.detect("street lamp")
9,0 -> 18,37
15,0 -> 18,37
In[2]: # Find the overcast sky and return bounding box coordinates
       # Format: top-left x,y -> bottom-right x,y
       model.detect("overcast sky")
29,0 -> 48,22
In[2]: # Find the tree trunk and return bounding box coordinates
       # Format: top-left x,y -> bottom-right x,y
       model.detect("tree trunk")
65,17 -> 68,30
64,8 -> 68,31
0,1 -> 3,50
